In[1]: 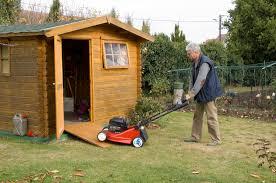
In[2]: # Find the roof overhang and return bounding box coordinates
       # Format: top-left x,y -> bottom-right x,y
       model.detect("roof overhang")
44,16 -> 154,42
0,32 -> 44,38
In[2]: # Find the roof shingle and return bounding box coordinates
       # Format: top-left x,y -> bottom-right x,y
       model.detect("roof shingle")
0,19 -> 82,34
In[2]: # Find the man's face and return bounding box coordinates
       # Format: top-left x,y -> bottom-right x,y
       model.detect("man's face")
187,51 -> 199,62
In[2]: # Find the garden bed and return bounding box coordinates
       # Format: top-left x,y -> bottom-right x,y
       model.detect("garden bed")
181,89 -> 275,122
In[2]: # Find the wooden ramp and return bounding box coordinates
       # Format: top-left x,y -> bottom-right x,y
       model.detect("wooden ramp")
64,122 -> 110,148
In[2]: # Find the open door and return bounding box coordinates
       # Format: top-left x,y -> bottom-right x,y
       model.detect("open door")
62,39 -> 91,123
54,35 -> 64,139
61,39 -> 109,147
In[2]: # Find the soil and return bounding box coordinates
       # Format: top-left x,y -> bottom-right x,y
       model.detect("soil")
181,90 -> 276,122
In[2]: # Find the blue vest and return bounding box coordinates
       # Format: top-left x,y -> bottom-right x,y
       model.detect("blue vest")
192,54 -> 223,103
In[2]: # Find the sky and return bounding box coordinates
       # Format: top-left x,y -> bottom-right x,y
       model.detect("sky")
21,0 -> 235,43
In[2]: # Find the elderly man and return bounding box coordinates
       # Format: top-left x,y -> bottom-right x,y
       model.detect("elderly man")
184,42 -> 223,146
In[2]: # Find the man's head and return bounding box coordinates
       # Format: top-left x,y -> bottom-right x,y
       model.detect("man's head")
186,42 -> 201,62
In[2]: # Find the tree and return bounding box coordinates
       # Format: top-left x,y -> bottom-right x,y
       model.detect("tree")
46,0 -> 62,23
0,0 -> 21,25
170,24 -> 188,69
201,40 -> 227,66
125,15 -> 133,26
109,7 -> 119,19
171,24 -> 185,43
226,0 -> 276,64
141,20 -> 150,34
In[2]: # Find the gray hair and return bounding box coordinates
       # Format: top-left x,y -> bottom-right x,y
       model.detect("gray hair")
186,42 -> 201,52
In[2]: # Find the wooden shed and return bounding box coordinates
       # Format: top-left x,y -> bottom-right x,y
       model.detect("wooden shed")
0,16 -> 153,146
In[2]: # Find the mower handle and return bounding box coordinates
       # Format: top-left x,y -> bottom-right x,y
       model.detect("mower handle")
136,100 -> 189,128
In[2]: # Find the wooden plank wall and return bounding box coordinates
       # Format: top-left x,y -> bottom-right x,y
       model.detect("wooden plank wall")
61,24 -> 142,126
0,37 -> 48,136
92,26 -> 140,124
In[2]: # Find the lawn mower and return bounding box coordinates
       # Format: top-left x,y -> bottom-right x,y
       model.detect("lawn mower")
97,100 -> 189,147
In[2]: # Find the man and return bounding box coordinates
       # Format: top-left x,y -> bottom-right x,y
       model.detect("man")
184,42 -> 223,146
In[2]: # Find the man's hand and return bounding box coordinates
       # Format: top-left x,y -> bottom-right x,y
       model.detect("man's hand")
185,94 -> 191,100
185,91 -> 195,101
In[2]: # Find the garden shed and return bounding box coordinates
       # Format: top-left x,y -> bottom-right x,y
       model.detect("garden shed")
0,16 -> 153,146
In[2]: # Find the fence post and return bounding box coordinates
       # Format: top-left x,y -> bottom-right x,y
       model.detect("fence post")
242,66 -> 245,87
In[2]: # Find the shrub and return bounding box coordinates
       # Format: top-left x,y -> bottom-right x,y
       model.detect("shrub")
201,40 -> 227,66
141,33 -> 189,96
128,96 -> 164,125
149,78 -> 170,96
253,138 -> 276,173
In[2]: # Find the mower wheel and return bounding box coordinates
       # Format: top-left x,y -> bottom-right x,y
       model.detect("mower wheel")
97,131 -> 107,142
132,137 -> 144,148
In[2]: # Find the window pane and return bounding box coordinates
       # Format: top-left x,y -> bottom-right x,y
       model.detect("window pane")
119,44 -> 128,65
104,43 -> 112,54
2,59 -> 10,74
120,47 -> 128,57
1,46 -> 8,59
115,55 -> 128,66
120,44 -> 127,53
112,43 -> 120,54
106,55 -> 114,66
123,55 -> 128,65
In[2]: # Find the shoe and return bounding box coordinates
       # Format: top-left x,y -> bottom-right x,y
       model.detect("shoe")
184,137 -> 199,143
207,140 -> 221,146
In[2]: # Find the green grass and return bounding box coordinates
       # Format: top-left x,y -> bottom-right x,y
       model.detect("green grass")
224,86 -> 260,93
0,112 -> 275,183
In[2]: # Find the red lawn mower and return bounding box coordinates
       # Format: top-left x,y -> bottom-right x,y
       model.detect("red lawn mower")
97,100 -> 189,147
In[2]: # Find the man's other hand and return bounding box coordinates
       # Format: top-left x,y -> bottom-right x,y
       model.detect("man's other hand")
185,94 -> 191,100
185,91 -> 195,101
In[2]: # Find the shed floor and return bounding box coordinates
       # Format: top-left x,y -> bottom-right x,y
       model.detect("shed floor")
64,112 -> 89,123
64,122 -> 110,148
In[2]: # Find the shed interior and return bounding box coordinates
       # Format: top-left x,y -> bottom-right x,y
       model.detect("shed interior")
62,39 -> 91,122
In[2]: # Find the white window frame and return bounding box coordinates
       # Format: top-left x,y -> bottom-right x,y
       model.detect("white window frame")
103,41 -> 130,69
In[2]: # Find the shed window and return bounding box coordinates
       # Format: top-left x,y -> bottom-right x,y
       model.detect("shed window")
0,45 -> 10,75
103,42 -> 129,69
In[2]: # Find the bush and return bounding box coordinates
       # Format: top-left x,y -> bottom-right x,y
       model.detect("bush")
149,78 -> 170,96
201,40 -> 227,66
141,33 -> 189,96
128,96 -> 164,125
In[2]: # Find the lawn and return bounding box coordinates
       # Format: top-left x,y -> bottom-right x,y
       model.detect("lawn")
224,86 -> 261,93
0,112 -> 275,183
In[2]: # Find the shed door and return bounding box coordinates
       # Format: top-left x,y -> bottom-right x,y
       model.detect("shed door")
54,36 -> 64,139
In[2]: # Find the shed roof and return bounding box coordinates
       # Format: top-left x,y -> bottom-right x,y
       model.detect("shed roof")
0,19 -> 81,34
0,16 -> 154,41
